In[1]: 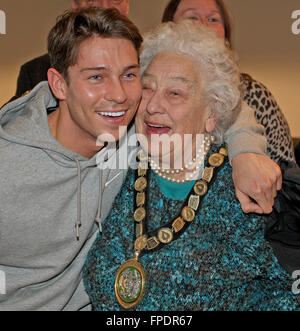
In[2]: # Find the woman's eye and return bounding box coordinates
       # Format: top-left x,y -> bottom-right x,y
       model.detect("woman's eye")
142,84 -> 151,90
207,17 -> 221,23
142,86 -> 154,97
169,91 -> 180,97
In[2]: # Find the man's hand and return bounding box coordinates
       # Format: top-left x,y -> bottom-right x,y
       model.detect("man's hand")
232,153 -> 282,214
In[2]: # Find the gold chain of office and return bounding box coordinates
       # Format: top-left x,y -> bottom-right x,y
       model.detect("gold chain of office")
114,144 -> 228,310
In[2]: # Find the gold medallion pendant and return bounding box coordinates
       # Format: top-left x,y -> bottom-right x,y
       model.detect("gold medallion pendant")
115,258 -> 147,309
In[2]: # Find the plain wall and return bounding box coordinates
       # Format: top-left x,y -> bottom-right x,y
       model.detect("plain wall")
0,0 -> 299,136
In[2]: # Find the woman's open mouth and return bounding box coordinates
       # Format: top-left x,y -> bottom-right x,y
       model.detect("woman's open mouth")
145,121 -> 171,135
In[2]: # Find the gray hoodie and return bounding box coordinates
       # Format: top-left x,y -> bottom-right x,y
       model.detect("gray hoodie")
0,82 -> 132,311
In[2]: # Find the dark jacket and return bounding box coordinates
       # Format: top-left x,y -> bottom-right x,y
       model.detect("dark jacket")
13,53 -> 51,101
266,163 -> 300,275
295,142 -> 300,167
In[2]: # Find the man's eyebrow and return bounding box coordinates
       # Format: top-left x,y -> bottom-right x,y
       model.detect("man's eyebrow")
80,64 -> 140,73
80,66 -> 106,73
124,64 -> 140,71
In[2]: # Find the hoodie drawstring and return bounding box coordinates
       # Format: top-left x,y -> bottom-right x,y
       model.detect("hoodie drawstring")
74,158 -> 104,241
75,159 -> 82,241
95,170 -> 103,233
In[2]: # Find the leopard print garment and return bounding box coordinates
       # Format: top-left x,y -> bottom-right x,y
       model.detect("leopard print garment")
241,74 -> 295,164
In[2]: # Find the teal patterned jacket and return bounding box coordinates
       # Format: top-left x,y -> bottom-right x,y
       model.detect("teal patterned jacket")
83,146 -> 299,311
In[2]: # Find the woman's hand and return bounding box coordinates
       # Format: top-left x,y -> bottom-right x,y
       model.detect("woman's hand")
232,153 -> 282,214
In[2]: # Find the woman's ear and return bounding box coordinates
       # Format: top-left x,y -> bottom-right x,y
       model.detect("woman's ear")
205,114 -> 218,133
47,68 -> 67,101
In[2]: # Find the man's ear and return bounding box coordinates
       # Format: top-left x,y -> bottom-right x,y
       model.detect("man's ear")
71,0 -> 79,9
47,68 -> 67,101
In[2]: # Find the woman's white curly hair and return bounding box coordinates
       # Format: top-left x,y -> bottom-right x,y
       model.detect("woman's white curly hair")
140,20 -> 242,143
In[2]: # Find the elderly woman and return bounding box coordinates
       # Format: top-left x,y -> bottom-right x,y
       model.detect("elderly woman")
162,0 -> 295,165
83,22 -> 298,310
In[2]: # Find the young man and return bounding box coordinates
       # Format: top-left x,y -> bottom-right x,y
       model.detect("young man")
12,0 -> 130,100
0,7 -> 141,311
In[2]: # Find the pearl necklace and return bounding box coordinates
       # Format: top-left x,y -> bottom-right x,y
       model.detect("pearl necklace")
149,135 -> 213,183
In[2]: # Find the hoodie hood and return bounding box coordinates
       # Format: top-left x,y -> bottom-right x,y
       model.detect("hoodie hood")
0,81 -> 96,166
0,82 -> 111,240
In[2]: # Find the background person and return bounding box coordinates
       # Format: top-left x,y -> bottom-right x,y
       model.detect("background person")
162,0 -> 295,165
83,21 -> 299,311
